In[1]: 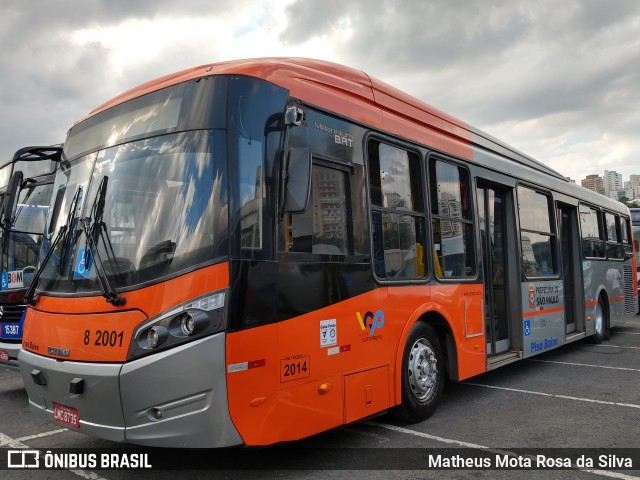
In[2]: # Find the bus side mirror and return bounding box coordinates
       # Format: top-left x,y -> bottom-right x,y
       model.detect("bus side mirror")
2,170 -> 23,229
282,148 -> 312,214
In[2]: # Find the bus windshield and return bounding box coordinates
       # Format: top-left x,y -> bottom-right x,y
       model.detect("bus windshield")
0,157 -> 56,287
38,131 -> 227,295
3,183 -> 53,276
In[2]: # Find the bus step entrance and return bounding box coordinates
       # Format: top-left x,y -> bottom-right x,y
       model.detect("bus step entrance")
487,351 -> 521,370
565,331 -> 586,344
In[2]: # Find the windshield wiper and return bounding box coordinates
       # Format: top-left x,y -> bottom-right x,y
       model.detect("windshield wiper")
58,186 -> 84,275
24,225 -> 67,306
81,176 -> 126,306
11,179 -> 37,228
24,186 -> 83,305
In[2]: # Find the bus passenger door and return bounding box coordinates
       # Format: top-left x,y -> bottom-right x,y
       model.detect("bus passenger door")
558,204 -> 584,336
477,183 -> 512,356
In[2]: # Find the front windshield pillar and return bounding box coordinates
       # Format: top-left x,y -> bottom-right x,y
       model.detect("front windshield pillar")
227,76 -> 288,261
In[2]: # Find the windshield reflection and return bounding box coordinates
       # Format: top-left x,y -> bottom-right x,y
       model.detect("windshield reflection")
39,130 -> 228,294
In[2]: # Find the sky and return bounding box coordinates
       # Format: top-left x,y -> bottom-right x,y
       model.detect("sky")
1,0 -> 639,184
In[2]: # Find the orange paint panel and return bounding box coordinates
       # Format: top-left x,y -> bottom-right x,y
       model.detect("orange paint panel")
225,324 -> 280,446
344,366 -> 390,424
227,287 -> 393,445
227,284 -> 486,445
23,263 -> 229,362
22,309 -> 145,362
276,373 -> 343,443
32,263 -> 228,319
392,284 -> 486,395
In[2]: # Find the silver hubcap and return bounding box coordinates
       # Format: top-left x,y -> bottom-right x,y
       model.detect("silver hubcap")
595,302 -> 604,335
408,338 -> 438,401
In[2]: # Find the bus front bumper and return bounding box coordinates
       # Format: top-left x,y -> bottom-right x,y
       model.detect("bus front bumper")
19,333 -> 243,448
0,340 -> 21,371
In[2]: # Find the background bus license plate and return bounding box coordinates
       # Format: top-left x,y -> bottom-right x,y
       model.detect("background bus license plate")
53,403 -> 80,428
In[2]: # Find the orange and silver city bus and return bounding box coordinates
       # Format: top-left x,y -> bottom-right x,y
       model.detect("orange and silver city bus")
19,58 -> 638,447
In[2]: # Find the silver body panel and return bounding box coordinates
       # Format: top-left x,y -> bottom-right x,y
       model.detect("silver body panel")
19,332 -> 243,448
0,340 -> 21,370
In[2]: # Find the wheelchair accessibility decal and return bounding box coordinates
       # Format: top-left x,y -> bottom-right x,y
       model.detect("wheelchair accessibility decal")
74,248 -> 93,278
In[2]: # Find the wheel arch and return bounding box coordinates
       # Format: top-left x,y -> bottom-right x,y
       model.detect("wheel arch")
596,287 -> 611,329
393,305 -> 458,406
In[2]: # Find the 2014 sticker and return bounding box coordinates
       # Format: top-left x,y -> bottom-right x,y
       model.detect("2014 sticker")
280,353 -> 310,382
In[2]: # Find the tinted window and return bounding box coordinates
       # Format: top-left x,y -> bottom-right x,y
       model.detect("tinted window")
579,205 -> 604,258
518,186 -> 555,277
622,217 -> 633,258
369,143 -> 422,211
430,160 -> 475,279
285,164 -> 349,255
228,76 -> 287,260
369,140 -> 425,279
604,212 -> 623,260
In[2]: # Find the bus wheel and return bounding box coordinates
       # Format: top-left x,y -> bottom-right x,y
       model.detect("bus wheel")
392,322 -> 444,422
591,297 -> 609,343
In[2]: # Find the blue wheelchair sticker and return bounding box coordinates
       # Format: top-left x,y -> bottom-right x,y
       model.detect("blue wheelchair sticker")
74,248 -> 93,278
524,319 -> 531,336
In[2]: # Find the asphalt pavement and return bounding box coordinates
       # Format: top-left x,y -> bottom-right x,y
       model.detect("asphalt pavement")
2,315 -> 639,479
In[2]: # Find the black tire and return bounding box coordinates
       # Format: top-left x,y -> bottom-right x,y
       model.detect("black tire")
391,322 -> 445,422
591,297 -> 609,343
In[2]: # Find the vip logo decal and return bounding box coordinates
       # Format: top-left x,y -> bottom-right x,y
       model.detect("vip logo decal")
356,310 -> 384,341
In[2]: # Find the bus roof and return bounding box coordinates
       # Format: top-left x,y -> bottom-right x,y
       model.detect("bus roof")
80,58 -> 631,210
85,58 -> 565,178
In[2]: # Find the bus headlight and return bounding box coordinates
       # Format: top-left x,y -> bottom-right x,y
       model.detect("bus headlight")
171,310 -> 209,337
181,314 -> 195,336
129,290 -> 227,360
146,326 -> 168,349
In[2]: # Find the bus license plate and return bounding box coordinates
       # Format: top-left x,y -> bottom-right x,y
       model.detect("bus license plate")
53,402 -> 80,428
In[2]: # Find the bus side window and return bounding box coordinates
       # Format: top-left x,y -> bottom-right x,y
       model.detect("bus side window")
621,217 -> 633,258
285,164 -> 349,256
368,140 -> 425,279
429,159 -> 475,279
517,186 -> 556,277
579,205 -> 605,258
604,212 -> 623,259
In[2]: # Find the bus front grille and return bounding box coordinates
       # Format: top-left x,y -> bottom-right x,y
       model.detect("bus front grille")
0,304 -> 27,324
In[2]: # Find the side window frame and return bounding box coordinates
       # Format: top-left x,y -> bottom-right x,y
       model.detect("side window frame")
579,203 -> 605,259
621,216 -> 633,258
281,158 -> 353,258
604,212 -> 623,260
429,156 -> 476,280
366,138 -> 426,281
517,185 -> 557,278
